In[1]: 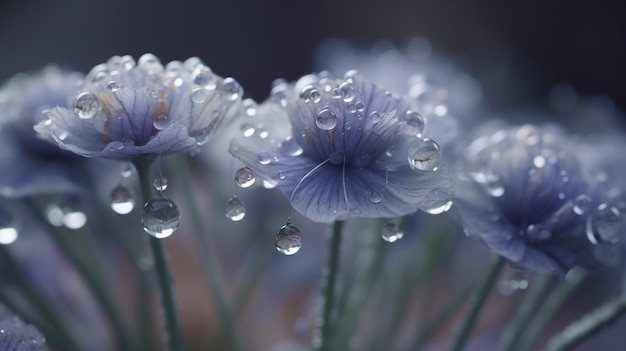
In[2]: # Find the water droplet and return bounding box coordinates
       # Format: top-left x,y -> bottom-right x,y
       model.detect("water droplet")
401,110 -> 425,136
107,81 -> 120,92
0,207 -> 18,245
355,101 -> 365,112
240,123 -> 255,137
257,152 -> 271,165
73,92 -> 101,119
346,102 -> 357,113
316,108 -> 338,130
110,185 -> 135,214
277,172 -> 286,180
368,111 -> 381,123
153,174 -> 168,192
192,65 -> 215,87
331,88 -> 342,99
224,196 -> 246,221
586,204 -> 625,244
408,139 -> 441,171
235,167 -> 256,188
191,88 -> 208,104
141,196 -> 180,238
279,137 -> 303,156
120,162 -> 133,178
422,200 -> 453,214
153,115 -> 170,130
369,191 -> 382,204
381,221 -> 403,242
339,82 -> 356,102
221,77 -> 242,101
275,222 -> 303,255
243,99 -> 258,116
573,194 -> 592,215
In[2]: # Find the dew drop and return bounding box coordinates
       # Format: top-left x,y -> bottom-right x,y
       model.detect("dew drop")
221,77 -> 242,101
368,111 -> 381,123
120,162 -> 133,178
277,172 -> 286,180
279,137 -> 303,156
191,88 -> 208,104
240,123 -> 256,137
141,196 -> 180,238
355,101 -> 365,112
586,204 -> 625,244
381,221 -> 403,242
192,65 -> 215,87
573,194 -> 592,215
234,167 -> 256,188
369,191 -> 382,204
422,200 -> 453,214
331,88 -> 342,99
257,152 -> 271,165
316,108 -> 338,130
401,110 -> 425,136
73,92 -> 101,119
153,115 -> 170,131
275,222 -> 303,255
110,185 -> 135,214
408,139 -> 441,171
107,81 -> 120,92
346,102 -> 357,113
224,196 -> 246,221
0,207 -> 18,245
339,82 -> 356,102
153,174 -> 168,192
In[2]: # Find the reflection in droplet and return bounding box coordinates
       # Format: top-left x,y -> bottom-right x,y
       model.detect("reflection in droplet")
235,167 -> 256,188
381,221 -> 403,242
110,185 -> 135,214
141,196 -> 180,238
275,222 -> 303,255
225,196 -> 246,221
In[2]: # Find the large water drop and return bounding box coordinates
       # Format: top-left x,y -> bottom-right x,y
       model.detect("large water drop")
275,222 -> 303,255
73,92 -> 101,119
141,196 -> 181,238
225,196 -> 246,221
110,185 -> 135,214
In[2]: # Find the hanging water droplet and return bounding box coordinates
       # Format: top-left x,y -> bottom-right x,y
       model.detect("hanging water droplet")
369,191 -> 382,204
573,194 -> 592,215
153,115 -> 170,130
107,81 -> 120,92
586,203 -> 625,244
153,174 -> 168,192
316,108 -> 338,130
141,196 -> 180,238
422,200 -> 453,214
408,139 -> 441,171
191,88 -> 208,104
73,92 -> 101,119
339,82 -> 355,102
331,88 -> 342,99
279,137 -> 303,156
275,222 -> 303,255
0,207 -> 18,245
224,196 -> 246,221
381,221 -> 403,242
110,185 -> 135,214
368,111 -> 381,123
257,152 -> 271,165
235,167 -> 256,188
401,110 -> 425,136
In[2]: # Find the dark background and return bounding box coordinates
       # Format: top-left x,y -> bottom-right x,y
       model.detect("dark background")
1,0 -> 624,115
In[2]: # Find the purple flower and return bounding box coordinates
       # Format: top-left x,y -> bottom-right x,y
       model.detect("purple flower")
454,124 -> 624,274
35,54 -> 242,159
229,71 -> 454,223
0,305 -> 46,351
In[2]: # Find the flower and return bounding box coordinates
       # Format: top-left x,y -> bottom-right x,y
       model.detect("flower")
0,304 -> 46,351
0,66 -> 85,197
453,124 -> 624,274
34,54 -> 242,159
229,71 -> 454,223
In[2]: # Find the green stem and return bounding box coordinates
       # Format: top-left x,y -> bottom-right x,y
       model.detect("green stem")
168,155 -> 241,351
449,256 -> 505,351
542,290 -> 626,351
315,220 -> 344,351
135,159 -> 186,351
515,268 -> 587,351
498,273 -> 552,351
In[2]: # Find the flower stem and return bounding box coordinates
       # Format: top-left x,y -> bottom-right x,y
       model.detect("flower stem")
135,158 -> 186,351
315,220 -> 344,351
168,155 -> 241,351
543,289 -> 626,351
515,268 -> 587,351
449,256 -> 505,351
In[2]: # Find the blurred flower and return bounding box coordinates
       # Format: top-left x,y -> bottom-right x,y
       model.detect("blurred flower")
454,124 -> 625,274
0,305 -> 46,351
35,54 -> 242,159
0,66 -> 85,197
229,71 -> 454,223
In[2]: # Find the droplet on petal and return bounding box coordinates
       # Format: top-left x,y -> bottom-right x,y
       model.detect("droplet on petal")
221,77 -> 242,101
275,222 -> 303,255
401,110 -> 425,136
153,114 -> 170,130
225,196 -> 246,221
408,139 -> 441,171
141,196 -> 181,238
73,92 -> 101,119
422,200 -> 453,214
586,203 -> 625,244
369,191 -> 382,204
110,185 -> 135,214
316,108 -> 338,130
381,221 -> 403,242
235,167 -> 256,188
573,194 -> 592,215
191,88 -> 208,104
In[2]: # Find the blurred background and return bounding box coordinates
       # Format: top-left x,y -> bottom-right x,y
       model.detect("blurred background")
1,0 -> 625,114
